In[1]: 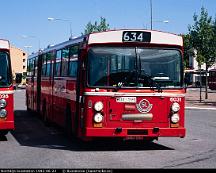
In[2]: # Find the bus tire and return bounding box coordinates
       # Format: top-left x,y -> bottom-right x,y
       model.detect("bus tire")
42,101 -> 50,126
144,137 -> 156,144
0,130 -> 8,137
26,94 -> 30,111
65,106 -> 73,139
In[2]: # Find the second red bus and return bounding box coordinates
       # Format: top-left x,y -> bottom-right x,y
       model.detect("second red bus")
0,39 -> 14,137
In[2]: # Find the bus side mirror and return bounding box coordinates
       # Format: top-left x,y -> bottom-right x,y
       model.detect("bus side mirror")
184,77 -> 188,93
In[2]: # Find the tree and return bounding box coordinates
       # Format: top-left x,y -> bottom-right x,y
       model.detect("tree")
182,34 -> 192,68
83,17 -> 110,35
188,7 -> 216,99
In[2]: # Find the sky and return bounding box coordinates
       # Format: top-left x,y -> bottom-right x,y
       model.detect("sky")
0,0 -> 215,53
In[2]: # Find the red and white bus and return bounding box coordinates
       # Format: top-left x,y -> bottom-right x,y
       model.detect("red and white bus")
208,69 -> 216,90
26,29 -> 186,141
0,39 -> 14,136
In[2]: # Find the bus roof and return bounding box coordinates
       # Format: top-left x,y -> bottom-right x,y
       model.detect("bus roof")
28,29 -> 183,59
28,36 -> 85,59
0,39 -> 10,49
88,29 -> 183,46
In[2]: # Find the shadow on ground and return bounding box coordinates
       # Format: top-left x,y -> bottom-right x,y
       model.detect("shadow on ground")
11,110 -> 174,151
0,135 -> 7,141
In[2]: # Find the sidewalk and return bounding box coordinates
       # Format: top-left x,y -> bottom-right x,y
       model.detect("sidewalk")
185,88 -> 216,109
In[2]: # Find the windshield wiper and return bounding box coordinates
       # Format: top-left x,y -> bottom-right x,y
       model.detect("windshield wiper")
136,51 -> 163,93
115,82 -> 123,91
155,82 -> 163,93
113,71 -> 136,92
138,72 -> 163,92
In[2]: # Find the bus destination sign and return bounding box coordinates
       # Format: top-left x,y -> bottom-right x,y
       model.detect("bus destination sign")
122,31 -> 151,43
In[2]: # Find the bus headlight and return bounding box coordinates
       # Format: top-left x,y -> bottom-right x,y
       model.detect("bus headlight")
171,114 -> 180,124
0,99 -> 7,108
94,101 -> 103,112
171,102 -> 180,112
0,109 -> 7,118
94,113 -> 103,123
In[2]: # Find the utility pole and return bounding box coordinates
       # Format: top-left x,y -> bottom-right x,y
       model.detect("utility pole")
150,0 -> 153,30
48,17 -> 73,39
199,66 -> 202,102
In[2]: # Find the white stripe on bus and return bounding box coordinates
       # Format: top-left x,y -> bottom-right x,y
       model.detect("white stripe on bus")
0,90 -> 15,94
83,92 -> 185,97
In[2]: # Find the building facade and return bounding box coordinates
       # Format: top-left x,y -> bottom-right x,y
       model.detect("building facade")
10,46 -> 27,84
186,49 -> 216,86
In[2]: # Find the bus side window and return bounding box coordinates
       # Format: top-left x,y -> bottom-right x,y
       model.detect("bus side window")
41,54 -> 47,76
27,59 -> 32,77
34,57 -> 38,77
69,60 -> 78,77
68,45 -> 78,77
55,50 -> 62,77
46,52 -> 52,77
61,48 -> 69,76
27,57 -> 36,77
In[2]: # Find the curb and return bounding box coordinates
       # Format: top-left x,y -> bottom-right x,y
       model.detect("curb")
186,106 -> 216,111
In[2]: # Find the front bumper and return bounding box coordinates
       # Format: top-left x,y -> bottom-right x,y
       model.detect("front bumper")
85,127 -> 186,138
0,121 -> 14,130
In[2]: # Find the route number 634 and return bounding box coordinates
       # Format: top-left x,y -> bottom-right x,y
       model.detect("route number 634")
122,31 -> 151,43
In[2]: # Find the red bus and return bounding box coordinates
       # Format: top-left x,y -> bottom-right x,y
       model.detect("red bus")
0,39 -> 14,137
26,29 -> 186,141
208,69 -> 216,90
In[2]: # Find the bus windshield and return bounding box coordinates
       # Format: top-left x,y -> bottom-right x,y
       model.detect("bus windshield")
87,47 -> 183,89
0,51 -> 11,87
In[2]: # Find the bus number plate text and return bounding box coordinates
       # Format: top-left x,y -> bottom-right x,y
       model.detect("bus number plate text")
122,31 -> 151,42
116,97 -> 136,103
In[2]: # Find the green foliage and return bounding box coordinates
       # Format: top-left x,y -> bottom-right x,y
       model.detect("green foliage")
188,7 -> 216,69
188,7 -> 216,99
182,34 -> 191,68
83,17 -> 110,35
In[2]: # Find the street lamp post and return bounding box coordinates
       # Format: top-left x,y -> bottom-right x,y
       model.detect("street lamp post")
149,0 -> 169,30
150,0 -> 153,30
24,45 -> 32,55
21,35 -> 41,50
48,17 -> 73,39
145,20 -> 169,30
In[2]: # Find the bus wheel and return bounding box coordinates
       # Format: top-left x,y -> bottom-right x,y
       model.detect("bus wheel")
64,106 -> 73,139
26,94 -> 30,112
42,101 -> 50,126
0,130 -> 8,137
144,138 -> 156,144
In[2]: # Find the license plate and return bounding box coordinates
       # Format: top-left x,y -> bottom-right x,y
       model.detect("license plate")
124,136 -> 144,140
116,97 -> 136,103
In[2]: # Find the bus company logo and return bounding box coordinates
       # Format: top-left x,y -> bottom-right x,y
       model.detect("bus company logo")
136,99 -> 153,113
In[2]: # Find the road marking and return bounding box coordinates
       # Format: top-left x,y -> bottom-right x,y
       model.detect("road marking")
186,106 -> 216,111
